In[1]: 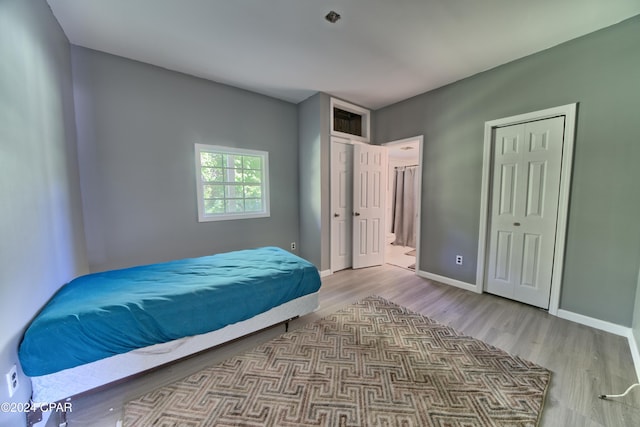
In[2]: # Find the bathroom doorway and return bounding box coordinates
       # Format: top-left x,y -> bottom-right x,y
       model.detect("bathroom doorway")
384,136 -> 423,271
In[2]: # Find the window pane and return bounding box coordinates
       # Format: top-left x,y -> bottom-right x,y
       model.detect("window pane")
201,167 -> 223,182
222,154 -> 240,168
200,152 -> 223,167
225,185 -> 244,198
222,168 -> 243,183
245,199 -> 262,212
203,184 -> 225,199
244,185 -> 261,198
243,156 -> 262,170
242,169 -> 261,184
225,199 -> 244,213
204,199 -> 225,214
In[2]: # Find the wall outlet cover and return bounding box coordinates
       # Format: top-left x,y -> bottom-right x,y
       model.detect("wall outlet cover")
6,364 -> 18,398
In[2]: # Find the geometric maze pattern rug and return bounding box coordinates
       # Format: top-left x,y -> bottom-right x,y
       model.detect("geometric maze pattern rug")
124,296 -> 550,426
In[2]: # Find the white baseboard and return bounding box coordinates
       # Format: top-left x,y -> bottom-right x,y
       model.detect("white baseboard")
416,270 -> 479,293
556,309 -> 630,337
628,330 -> 640,382
558,309 -> 640,382
319,269 -> 332,278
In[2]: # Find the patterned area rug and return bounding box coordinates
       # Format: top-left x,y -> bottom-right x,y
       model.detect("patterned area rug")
124,296 -> 550,426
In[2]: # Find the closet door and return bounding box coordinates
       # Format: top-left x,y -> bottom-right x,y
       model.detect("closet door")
352,144 -> 387,269
330,140 -> 353,271
486,116 -> 564,308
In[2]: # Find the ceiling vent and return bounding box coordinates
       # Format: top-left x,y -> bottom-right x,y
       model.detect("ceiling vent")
325,11 -> 341,24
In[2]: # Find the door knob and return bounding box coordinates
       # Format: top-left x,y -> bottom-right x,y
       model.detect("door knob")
353,212 -> 361,216
334,213 -> 340,217
513,222 -> 521,226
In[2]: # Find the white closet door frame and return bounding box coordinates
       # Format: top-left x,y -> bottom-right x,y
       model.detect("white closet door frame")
476,103 -> 577,316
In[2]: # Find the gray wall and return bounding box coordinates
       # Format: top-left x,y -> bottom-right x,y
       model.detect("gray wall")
72,47 -> 301,272
298,94 -> 322,268
298,93 -> 331,271
375,15 -> 640,326
0,1 -> 88,425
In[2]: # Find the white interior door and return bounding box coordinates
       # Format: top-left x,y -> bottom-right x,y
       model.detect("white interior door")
486,116 -> 565,309
352,144 -> 387,269
330,140 -> 353,271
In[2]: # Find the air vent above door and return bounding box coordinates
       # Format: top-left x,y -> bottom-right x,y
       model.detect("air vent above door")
330,98 -> 370,142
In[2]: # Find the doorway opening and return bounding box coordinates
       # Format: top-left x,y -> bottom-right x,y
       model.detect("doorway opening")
384,136 -> 423,272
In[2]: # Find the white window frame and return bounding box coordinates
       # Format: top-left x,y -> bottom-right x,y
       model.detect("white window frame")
195,143 -> 270,222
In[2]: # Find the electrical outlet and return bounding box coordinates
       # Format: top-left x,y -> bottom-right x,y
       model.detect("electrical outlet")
290,242 -> 296,251
455,255 -> 463,265
6,364 -> 18,398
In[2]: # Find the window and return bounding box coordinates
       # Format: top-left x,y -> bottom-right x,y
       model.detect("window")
195,144 -> 270,222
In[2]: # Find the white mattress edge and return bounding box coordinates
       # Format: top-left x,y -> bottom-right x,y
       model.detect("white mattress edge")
30,292 -> 319,403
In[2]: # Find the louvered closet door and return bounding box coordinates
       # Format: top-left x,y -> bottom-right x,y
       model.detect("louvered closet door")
486,116 -> 564,309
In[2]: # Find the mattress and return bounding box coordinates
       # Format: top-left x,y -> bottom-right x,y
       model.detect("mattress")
19,247 -> 321,377
29,292 -> 319,404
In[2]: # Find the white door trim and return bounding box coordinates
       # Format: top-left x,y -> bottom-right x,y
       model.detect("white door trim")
383,136 -> 424,273
476,103 -> 577,315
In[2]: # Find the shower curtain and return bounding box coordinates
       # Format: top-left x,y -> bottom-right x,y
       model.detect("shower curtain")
391,166 -> 418,248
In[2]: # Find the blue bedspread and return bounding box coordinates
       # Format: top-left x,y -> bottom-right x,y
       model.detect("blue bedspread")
19,247 -> 321,376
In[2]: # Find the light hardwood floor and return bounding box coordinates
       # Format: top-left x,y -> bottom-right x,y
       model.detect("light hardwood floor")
385,244 -> 416,270
51,264 -> 640,427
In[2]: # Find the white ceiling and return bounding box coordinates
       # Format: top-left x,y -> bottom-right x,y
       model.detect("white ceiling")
47,0 -> 640,110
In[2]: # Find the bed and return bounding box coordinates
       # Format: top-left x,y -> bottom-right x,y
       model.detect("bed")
18,246 -> 321,407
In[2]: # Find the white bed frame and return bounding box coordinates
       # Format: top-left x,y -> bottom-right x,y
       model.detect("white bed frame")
29,292 -> 319,425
